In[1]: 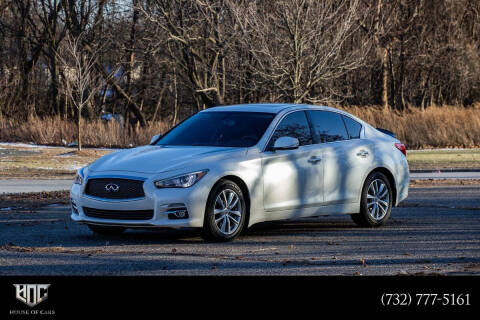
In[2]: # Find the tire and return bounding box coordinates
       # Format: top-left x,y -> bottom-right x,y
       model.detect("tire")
351,172 -> 393,227
202,179 -> 246,242
87,224 -> 126,235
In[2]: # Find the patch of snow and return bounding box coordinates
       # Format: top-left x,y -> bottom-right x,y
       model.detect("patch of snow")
66,165 -> 84,170
0,142 -> 64,149
35,164 -> 84,171
0,207 -> 12,211
0,142 -> 120,151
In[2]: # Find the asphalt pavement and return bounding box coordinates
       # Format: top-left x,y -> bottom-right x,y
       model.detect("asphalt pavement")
410,171 -> 480,180
0,179 -> 73,194
0,185 -> 478,275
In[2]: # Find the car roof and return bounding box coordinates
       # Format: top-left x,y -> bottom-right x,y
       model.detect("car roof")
202,103 -> 340,114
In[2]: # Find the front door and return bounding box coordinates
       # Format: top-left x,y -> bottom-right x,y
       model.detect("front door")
262,111 -> 324,211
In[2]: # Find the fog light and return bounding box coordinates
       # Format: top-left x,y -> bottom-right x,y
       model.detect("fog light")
169,211 -> 188,220
71,199 -> 79,215
163,203 -> 189,220
168,210 -> 189,219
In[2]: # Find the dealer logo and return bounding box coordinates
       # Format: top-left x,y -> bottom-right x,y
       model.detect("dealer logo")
13,284 -> 50,307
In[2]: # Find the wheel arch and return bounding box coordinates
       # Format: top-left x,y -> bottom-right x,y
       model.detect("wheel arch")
208,175 -> 251,229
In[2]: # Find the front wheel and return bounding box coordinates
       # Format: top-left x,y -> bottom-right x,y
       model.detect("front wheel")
351,172 -> 393,227
202,179 -> 246,242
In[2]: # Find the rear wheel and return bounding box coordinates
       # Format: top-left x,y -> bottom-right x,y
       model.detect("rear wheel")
351,172 -> 393,227
87,225 -> 126,235
202,179 -> 246,242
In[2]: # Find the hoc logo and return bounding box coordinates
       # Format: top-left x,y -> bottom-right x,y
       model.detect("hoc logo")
105,183 -> 120,193
13,284 -> 50,307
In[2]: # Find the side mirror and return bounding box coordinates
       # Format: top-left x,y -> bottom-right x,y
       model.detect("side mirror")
150,134 -> 160,145
273,136 -> 299,151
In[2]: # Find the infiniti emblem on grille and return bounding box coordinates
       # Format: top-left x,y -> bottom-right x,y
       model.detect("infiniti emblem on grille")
105,183 -> 120,193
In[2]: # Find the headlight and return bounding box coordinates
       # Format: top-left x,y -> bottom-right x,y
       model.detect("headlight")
154,170 -> 208,188
74,167 -> 85,185
73,173 -> 84,185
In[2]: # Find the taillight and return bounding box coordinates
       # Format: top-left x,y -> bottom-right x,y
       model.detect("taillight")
394,143 -> 406,156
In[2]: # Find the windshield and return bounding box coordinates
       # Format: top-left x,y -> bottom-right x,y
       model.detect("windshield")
155,111 -> 275,147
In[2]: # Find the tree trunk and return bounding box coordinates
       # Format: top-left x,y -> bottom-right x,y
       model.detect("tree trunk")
126,0 -> 138,94
388,48 -> 396,109
77,109 -> 82,151
64,90 -> 68,120
381,47 -> 389,109
396,37 -> 406,110
172,67 -> 178,126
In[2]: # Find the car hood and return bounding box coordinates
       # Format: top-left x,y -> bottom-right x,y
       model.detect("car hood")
88,145 -> 241,174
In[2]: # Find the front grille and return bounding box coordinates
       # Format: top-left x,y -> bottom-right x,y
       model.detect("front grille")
83,207 -> 154,220
85,178 -> 145,199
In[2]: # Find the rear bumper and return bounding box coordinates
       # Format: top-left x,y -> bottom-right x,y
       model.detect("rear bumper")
395,159 -> 410,206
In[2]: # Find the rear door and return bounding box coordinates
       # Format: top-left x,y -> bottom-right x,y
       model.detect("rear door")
306,110 -> 374,205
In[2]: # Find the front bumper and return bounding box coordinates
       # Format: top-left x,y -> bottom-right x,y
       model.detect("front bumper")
70,173 -> 213,229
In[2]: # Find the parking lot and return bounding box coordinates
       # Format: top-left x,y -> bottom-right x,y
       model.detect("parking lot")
0,184 -> 479,276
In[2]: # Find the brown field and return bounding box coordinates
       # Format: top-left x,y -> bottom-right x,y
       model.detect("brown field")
0,145 -> 112,178
1,105 -> 480,149
0,116 -> 170,148
339,105 -> 480,149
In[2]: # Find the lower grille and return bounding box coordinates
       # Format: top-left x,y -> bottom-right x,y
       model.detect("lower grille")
83,207 -> 154,220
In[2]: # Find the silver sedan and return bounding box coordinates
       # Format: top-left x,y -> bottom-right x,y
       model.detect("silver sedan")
70,104 -> 409,241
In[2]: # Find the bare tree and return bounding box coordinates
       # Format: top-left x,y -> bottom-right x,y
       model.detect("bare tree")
0,0 -> 479,124
139,0 -> 239,109
56,33 -> 101,151
231,0 -> 369,104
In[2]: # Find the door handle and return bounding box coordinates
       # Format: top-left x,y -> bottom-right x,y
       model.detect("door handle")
308,156 -> 322,164
356,150 -> 369,158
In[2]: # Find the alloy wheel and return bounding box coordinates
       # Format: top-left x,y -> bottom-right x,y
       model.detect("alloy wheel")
214,189 -> 242,235
366,179 -> 390,221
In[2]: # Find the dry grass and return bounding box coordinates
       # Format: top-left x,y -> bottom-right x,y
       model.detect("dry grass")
407,149 -> 480,170
339,105 -> 480,149
1,105 -> 480,149
0,116 -> 170,148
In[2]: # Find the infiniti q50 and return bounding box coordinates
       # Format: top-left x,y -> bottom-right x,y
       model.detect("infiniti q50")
70,104 -> 409,241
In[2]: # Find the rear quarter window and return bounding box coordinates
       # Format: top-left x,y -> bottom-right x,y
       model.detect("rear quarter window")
342,116 -> 362,139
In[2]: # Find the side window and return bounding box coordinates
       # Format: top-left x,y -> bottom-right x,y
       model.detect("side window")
306,110 -> 349,143
268,111 -> 313,148
342,115 -> 362,139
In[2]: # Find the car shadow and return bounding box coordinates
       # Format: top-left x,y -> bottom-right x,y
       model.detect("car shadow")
75,227 -> 205,245
69,217 -> 361,246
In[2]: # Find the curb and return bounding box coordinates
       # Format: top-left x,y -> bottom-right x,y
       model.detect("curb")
410,168 -> 480,173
